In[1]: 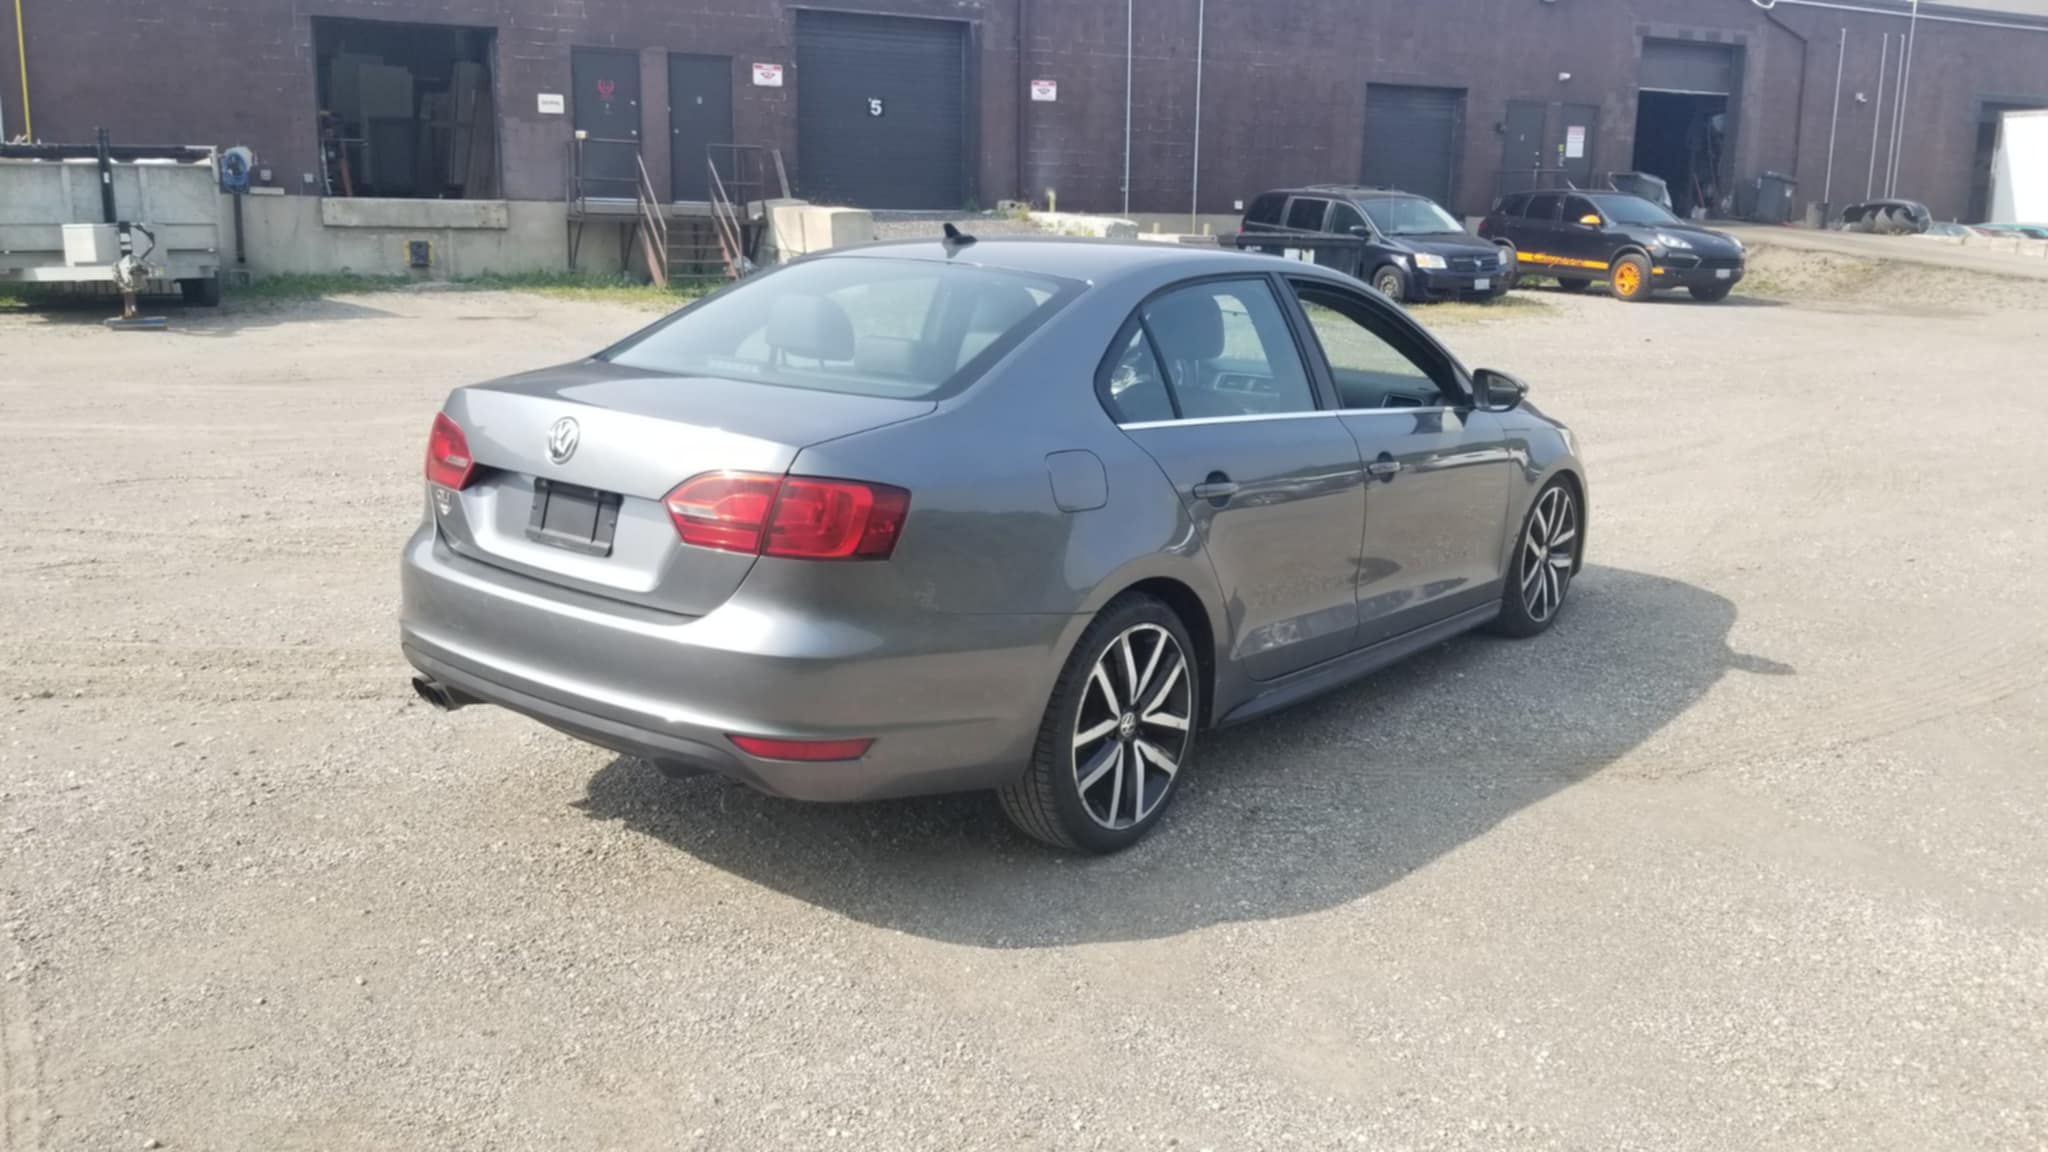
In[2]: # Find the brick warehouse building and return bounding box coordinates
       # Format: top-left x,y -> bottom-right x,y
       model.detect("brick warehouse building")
5,0 -> 2045,273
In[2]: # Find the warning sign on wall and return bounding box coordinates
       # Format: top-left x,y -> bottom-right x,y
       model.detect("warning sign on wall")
1030,79 -> 1058,102
753,63 -> 784,87
1565,125 -> 1586,160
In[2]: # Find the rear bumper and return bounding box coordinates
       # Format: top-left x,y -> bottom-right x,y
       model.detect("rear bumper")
399,523 -> 1077,801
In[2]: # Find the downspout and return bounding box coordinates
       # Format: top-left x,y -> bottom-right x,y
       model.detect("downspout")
12,0 -> 28,139
1823,26 -> 1846,211
1864,32 -> 1887,198
1015,0 -> 1029,203
1887,0 -> 1919,196
1189,0 -> 1204,231
1122,0 -> 1132,216
1758,1 -> 1811,176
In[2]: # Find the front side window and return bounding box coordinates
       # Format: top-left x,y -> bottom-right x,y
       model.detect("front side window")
1290,281 -> 1453,409
604,257 -> 1070,400
1362,197 -> 1465,236
1564,195 -> 1603,225
1137,279 -> 1318,421
1285,197 -> 1330,231
1329,202 -> 1368,235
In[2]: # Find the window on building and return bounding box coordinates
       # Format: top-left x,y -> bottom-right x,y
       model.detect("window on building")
312,17 -> 500,199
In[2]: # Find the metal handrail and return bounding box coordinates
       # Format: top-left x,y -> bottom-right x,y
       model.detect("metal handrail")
633,152 -> 668,289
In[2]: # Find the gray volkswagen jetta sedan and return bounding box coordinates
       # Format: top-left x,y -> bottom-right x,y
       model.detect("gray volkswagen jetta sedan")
402,235 -> 1586,853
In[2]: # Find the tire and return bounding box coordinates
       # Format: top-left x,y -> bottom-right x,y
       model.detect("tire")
1554,276 -> 1591,293
179,277 -> 223,307
1493,243 -> 1520,290
1688,282 -> 1734,302
1608,252 -> 1653,302
1370,264 -> 1407,302
1489,479 -> 1581,639
999,595 -> 1200,854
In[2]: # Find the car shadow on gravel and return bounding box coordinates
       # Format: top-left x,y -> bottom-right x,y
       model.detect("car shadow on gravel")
575,565 -> 1792,947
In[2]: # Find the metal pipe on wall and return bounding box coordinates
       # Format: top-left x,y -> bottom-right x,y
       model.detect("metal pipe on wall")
1822,26 -> 1846,208
1887,0 -> 1919,196
1121,0 -> 1132,215
1885,29 -> 1906,195
1015,0 -> 1029,203
12,0 -> 29,139
1189,0 -> 1204,230
1865,32 -> 1888,199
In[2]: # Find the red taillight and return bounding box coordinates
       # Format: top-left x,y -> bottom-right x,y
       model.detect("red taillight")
425,413 -> 475,490
728,735 -> 874,762
663,471 -> 909,561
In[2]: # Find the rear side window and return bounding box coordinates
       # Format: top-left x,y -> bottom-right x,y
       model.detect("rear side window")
1524,193 -> 1562,221
1101,326 -> 1176,424
1139,279 -> 1317,420
1245,194 -> 1287,227
604,257 -> 1072,400
1495,192 -> 1529,217
1285,197 -> 1329,231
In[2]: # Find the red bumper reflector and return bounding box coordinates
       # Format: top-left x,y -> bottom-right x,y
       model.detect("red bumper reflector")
727,735 -> 874,762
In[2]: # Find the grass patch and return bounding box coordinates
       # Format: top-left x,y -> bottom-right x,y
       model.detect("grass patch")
1416,291 -> 1553,324
229,272 -> 414,301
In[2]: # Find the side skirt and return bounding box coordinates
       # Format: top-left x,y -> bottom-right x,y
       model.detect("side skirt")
1214,601 -> 1501,728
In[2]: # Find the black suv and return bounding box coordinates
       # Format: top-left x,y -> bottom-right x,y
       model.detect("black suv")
1478,190 -> 1746,303
1240,186 -> 1511,303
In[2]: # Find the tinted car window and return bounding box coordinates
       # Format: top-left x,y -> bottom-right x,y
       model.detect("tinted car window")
1245,193 -> 1288,227
1285,197 -> 1330,231
1523,193 -> 1562,221
1101,325 -> 1176,424
1329,202 -> 1367,235
607,258 -> 1069,400
1292,282 -> 1450,408
1591,194 -> 1683,226
1564,195 -> 1602,225
1495,192 -> 1529,217
1362,197 -> 1465,236
1141,279 -> 1317,419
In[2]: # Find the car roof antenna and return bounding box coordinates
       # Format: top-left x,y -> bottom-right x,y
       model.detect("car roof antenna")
942,222 -> 977,253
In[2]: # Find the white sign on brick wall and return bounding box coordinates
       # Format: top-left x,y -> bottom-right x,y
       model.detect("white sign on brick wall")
753,63 -> 784,87
1030,79 -> 1058,102
536,93 -> 565,114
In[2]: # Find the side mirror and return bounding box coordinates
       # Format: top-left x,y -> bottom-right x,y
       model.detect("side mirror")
1473,368 -> 1528,413
1348,225 -> 1369,238
1577,214 -> 1603,227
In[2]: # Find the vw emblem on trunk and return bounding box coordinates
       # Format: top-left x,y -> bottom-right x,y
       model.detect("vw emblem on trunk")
546,417 -> 580,465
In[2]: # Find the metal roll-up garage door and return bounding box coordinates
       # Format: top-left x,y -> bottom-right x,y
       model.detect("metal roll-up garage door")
1362,85 -> 1465,209
796,11 -> 967,208
1641,39 -> 1736,95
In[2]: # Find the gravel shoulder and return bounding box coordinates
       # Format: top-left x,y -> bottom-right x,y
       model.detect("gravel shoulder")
2,272 -> 2045,1150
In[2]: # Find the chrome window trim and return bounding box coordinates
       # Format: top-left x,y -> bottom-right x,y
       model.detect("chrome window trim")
1118,405 -> 1461,430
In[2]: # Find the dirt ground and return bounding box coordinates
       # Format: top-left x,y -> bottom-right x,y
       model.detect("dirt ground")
3,261 -> 2046,1151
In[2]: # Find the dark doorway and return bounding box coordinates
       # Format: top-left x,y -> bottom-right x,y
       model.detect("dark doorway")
310,17 -> 498,198
1632,91 -> 1729,218
1635,38 -> 1738,218
668,54 -> 733,202
572,49 -> 641,199
1554,103 -> 1599,190
1362,84 -> 1465,209
795,11 -> 968,208
1499,101 -> 1547,196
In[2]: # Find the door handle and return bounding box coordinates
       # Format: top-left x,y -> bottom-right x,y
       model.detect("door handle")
1192,474 -> 1240,502
1367,458 -> 1404,479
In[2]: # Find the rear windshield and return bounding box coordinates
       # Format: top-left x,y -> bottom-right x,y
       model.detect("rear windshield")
603,257 -> 1074,400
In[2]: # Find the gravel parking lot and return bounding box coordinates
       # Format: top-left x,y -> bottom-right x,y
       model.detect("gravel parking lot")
4,259 -> 2046,1150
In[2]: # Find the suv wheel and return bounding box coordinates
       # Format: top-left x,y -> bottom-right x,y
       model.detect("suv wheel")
999,595 -> 1199,854
1609,253 -> 1654,302
1371,265 -> 1407,302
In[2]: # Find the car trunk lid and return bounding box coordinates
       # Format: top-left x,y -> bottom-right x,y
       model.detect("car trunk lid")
432,359 -> 934,616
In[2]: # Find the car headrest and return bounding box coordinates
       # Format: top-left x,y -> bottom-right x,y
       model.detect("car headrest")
766,295 -> 855,362
970,282 -> 1040,331
1145,290 -> 1224,361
